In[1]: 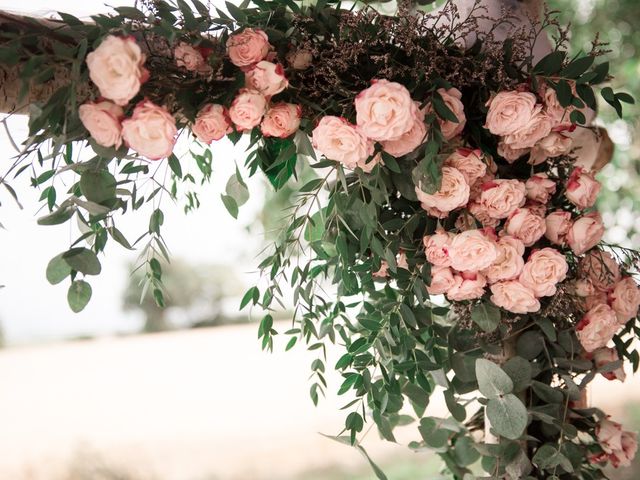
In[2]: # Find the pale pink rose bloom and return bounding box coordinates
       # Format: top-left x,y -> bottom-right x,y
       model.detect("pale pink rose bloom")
478,179 -> 526,219
592,347 -> 626,382
519,247 -> 569,297
598,419 -> 625,455
454,211 -> 478,231
373,261 -> 388,278
397,252 -> 409,270
524,201 -> 547,218
525,173 -> 556,204
482,235 -> 525,284
448,229 -> 499,272
286,49 -> 313,70
502,110 -> 554,150
415,166 -> 470,214
382,104 -> 427,157
192,104 -> 232,143
312,116 -> 374,170
542,84 -> 573,127
121,100 -> 176,160
229,89 -> 267,131
595,419 -> 638,467
436,87 -> 466,140
567,212 -> 605,255
610,277 -> 640,324
245,61 -> 288,97
86,35 -> 148,106
226,28 -> 270,67
504,209 -> 547,247
497,141 -> 530,163
446,271 -> 487,301
79,101 -> 124,148
573,279 -> 597,298
423,230 -> 454,267
355,79 -> 417,141
545,211 -> 573,245
484,91 -> 538,136
490,280 -> 541,313
261,103 -> 301,138
529,132 -> 572,166
444,148 -> 486,185
467,202 -> 500,228
579,250 -> 621,292
469,173 -> 495,201
423,205 -> 450,219
586,291 -> 609,311
576,303 -> 619,352
565,167 -> 601,209
174,42 -> 210,73
427,266 -> 456,295
613,431 -> 639,467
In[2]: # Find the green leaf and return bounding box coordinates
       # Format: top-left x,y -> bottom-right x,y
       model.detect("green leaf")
471,301 -> 501,333
149,209 -> 164,234
533,51 -> 566,75
475,359 -> 513,398
240,286 -> 259,309
516,331 -> 544,360
67,280 -> 92,313
62,248 -> 101,275
555,80 -> 573,108
486,394 -> 528,440
532,444 -> 573,472
502,356 -> 532,392
225,1 -> 248,22
453,437 -> 480,467
616,92 -> 635,104
108,227 -> 133,250
225,172 -> 249,207
432,92 -> 459,122
46,253 -> 72,285
80,170 -> 117,205
560,55 -> 594,79
37,203 -> 75,225
168,154 -> 183,179
356,444 -> 389,480
221,194 -> 239,219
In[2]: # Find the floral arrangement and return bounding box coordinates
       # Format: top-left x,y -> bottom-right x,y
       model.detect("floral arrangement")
1,0 -> 639,477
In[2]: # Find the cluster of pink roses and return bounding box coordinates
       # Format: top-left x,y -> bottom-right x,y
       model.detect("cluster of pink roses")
311,80 -> 465,171
591,418 -> 638,468
80,35 -> 177,160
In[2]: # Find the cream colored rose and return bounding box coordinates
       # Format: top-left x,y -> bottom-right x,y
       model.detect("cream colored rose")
226,28 -> 270,67
174,42 -> 210,73
416,166 -> 470,214
192,104 -> 232,144
79,101 -> 124,148
261,103 -> 301,138
545,211 -> 573,245
485,91 -> 538,136
355,79 -> 417,141
423,230 -> 453,267
573,279 -> 596,298
245,61 -> 288,97
436,87 -> 466,140
565,167 -> 601,210
444,148 -> 486,185
121,100 -> 176,160
567,212 -> 605,255
312,116 -> 374,170
497,141 -> 530,163
525,173 -> 556,204
448,229 -> 499,272
503,110 -> 553,150
576,303 -> 619,352
286,49 -> 313,70
86,35 -> 148,106
614,431 -> 639,467
505,209 -> 546,247
229,89 -> 267,132
579,250 -> 621,292
482,236 -> 525,284
610,277 -> 640,324
490,280 -> 541,314
382,105 -> 427,157
592,347 -> 626,382
446,272 -> 487,301
478,179 -> 526,219
598,419 -> 625,455
519,248 -> 568,297
427,266 -> 456,295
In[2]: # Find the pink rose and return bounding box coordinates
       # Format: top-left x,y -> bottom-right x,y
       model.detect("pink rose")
598,419 -> 625,455
542,84 -> 572,127
576,303 -> 619,352
86,35 -> 148,106
436,87 -> 466,140
355,79 -> 417,141
545,211 -> 573,245
567,212 -> 605,255
423,230 -> 454,267
192,104 -> 232,144
490,280 -> 541,313
121,100 -> 176,160
226,28 -> 270,67
286,49 -> 313,70
245,61 -> 288,97
592,347 -> 626,382
573,279 -> 597,298
529,132 -> 572,165
519,248 -> 568,297
504,209 -> 547,247
579,250 -> 621,292
427,266 -> 456,295
614,431 -> 638,467
79,101 -> 124,148
415,166 -> 470,214
497,141 -> 530,163
502,110 -> 553,150
525,173 -> 556,204
586,291 -> 609,311
381,105 -> 427,157
448,229 -> 499,272
482,235 -> 525,284
610,277 -> 640,324
484,91 -> 538,136
229,89 -> 267,132
478,179 -> 526,219
467,202 -> 500,228
444,148 -> 487,185
373,261 -> 388,278
525,201 -> 547,218
446,271 -> 487,301
312,116 -> 374,170
174,42 -> 210,73
596,419 -> 638,468
565,167 -> 601,210
261,103 -> 301,138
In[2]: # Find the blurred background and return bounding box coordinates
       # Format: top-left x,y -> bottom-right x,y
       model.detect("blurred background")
0,0 -> 638,479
